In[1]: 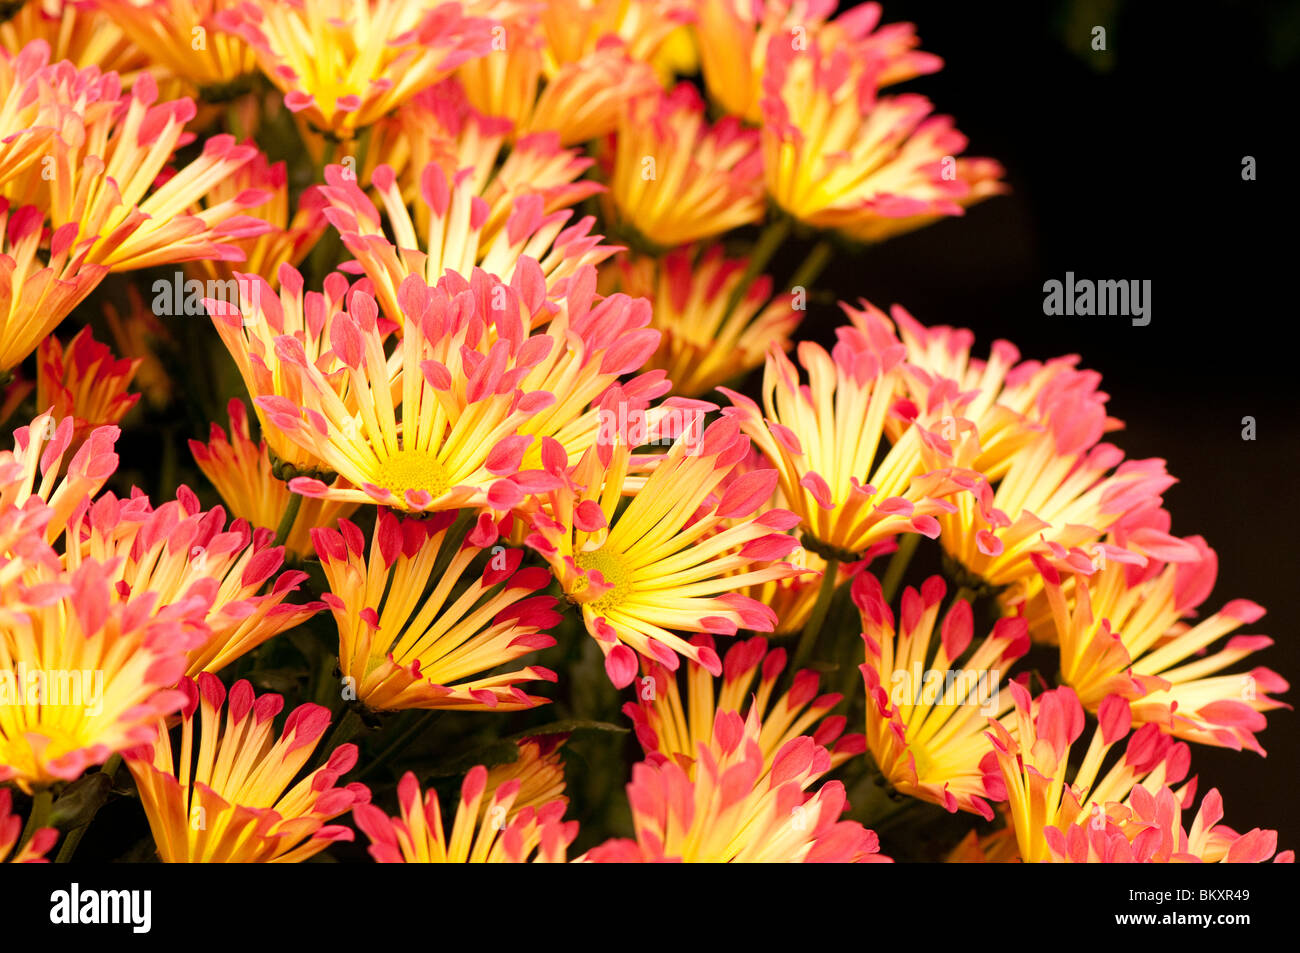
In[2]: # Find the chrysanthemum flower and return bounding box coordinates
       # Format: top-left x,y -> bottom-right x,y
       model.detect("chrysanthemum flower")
94,0 -> 257,95
483,735 -> 568,814
320,160 -> 617,324
607,245 -> 800,398
1034,543 -> 1289,754
0,788 -> 56,862
525,405 -> 804,687
187,152 -> 327,287
0,558 -> 206,792
0,40 -> 60,190
365,80 -> 602,245
0,411 -> 119,543
1,1 -> 145,81
625,633 -> 866,772
5,64 -> 273,271
36,326 -> 140,452
853,571 -> 1027,819
313,510 -> 560,711
354,765 -> 575,863
1044,784 -> 1292,863
721,324 -> 981,560
69,484 -> 323,675
457,4 -> 666,147
584,706 -> 887,862
697,0 -> 941,123
190,398 -> 357,560
760,31 -> 1004,243
944,812 -> 1019,862
984,685 -> 1193,864
125,673 -> 370,862
603,83 -> 763,249
0,199 -> 108,373
220,0 -> 496,137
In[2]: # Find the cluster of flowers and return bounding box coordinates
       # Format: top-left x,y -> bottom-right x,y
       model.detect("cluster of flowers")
0,0 -> 1289,863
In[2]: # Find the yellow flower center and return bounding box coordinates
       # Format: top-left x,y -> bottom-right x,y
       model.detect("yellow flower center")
373,448 -> 450,502
572,548 -> 632,612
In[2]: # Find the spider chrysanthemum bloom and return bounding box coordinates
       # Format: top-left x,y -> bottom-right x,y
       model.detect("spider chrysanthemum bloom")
124,674 -> 370,863
313,510 -> 560,711
697,0 -> 941,123
604,83 -> 763,249
353,766 -> 576,863
320,160 -> 617,324
1044,784 -> 1292,863
0,1 -> 145,81
456,2 -> 668,147
983,685 -> 1194,864
607,246 -> 800,398
483,735 -> 568,814
0,200 -> 108,374
0,411 -> 120,544
0,788 -> 56,862
624,633 -> 866,771
524,406 -> 804,687
0,40 -> 60,189
93,0 -> 257,95
1033,545 -> 1289,755
759,30 -> 1004,244
721,325 -> 981,560
5,66 -> 274,271
853,571 -> 1026,819
585,706 -> 888,862
189,398 -> 358,560
220,0 -> 496,137
36,326 -> 140,452
69,485 -> 322,675
365,80 -> 603,245
0,558 -> 206,792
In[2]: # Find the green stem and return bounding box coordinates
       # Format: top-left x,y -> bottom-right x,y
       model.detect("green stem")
273,491 -> 303,549
721,216 -> 793,321
787,237 -> 834,294
54,754 -> 122,863
879,533 -> 921,605
791,555 -> 840,673
20,789 -> 53,849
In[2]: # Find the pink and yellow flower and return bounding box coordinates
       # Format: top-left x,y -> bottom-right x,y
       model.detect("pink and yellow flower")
93,0 -> 257,93
320,160 -> 617,324
1,1 -> 145,82
607,245 -> 800,398
984,685 -> 1193,863
313,510 -> 560,711
584,705 -> 887,862
1034,542 -> 1289,755
0,557 -> 206,792
353,765 -> 575,863
604,83 -> 763,249
220,0 -> 496,137
697,0 -> 941,123
68,485 -> 322,675
624,633 -> 866,771
854,571 -> 1027,819
525,404 -> 805,687
721,323 -> 981,559
36,325 -> 140,451
0,199 -> 108,373
1044,784 -> 1292,863
125,673 -> 370,862
760,29 -> 1004,243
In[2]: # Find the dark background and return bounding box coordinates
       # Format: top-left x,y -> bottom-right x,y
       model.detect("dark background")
782,0 -> 1299,848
